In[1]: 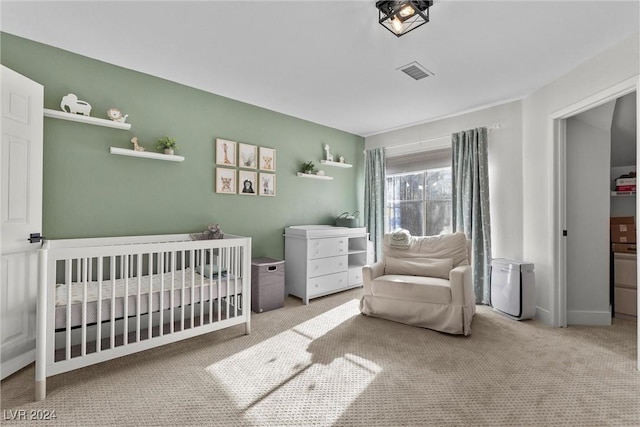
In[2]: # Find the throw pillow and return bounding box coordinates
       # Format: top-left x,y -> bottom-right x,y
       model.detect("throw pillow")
384,257 -> 454,279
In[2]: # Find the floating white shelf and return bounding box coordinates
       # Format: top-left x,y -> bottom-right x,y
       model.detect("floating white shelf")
611,190 -> 636,196
297,172 -> 333,180
110,147 -> 184,162
321,160 -> 352,168
44,108 -> 132,130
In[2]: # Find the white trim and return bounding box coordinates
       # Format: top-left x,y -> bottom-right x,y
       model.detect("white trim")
551,74 -> 639,370
535,306 -> 553,326
567,310 -> 612,326
0,350 -> 35,380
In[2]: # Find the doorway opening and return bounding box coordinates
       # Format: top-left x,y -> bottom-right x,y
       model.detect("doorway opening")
552,76 -> 639,369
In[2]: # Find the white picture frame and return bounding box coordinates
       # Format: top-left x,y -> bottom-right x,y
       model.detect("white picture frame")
259,146 -> 276,171
238,170 -> 257,195
238,143 -> 257,169
216,167 -> 237,194
216,138 -> 237,166
259,173 -> 276,196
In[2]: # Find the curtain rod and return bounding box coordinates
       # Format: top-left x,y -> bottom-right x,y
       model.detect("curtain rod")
385,123 -> 502,151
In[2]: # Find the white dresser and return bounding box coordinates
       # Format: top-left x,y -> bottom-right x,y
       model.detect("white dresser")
284,225 -> 367,304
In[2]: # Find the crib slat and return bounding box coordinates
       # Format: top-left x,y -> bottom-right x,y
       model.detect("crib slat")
110,256 -> 116,350
65,260 -> 72,360
216,248 -> 222,322
170,251 -> 175,334
180,251 -> 185,332
200,249 -> 205,326
81,257 -> 87,357
148,252 -> 153,339
190,250 -> 195,329
97,256 -> 102,353
136,254 -> 142,343
159,253 -> 164,337
123,255 -> 129,345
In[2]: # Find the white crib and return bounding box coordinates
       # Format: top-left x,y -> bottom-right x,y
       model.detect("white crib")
35,233 -> 251,401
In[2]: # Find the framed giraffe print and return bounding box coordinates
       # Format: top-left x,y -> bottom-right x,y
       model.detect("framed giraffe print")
259,146 -> 276,171
216,138 -> 237,166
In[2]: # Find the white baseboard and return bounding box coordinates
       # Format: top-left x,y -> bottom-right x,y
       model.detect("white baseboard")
535,306 -> 552,325
567,310 -> 611,326
1,350 -> 35,380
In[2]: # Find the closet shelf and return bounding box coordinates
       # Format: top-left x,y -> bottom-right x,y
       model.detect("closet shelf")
321,160 -> 353,168
297,172 -> 333,180
44,108 -> 131,130
611,190 -> 636,196
110,147 -> 184,162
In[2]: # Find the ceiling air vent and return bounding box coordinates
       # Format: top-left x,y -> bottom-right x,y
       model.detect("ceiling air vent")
397,61 -> 433,81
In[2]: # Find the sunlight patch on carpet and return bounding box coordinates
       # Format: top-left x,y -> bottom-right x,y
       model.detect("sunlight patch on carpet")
206,299 -> 381,426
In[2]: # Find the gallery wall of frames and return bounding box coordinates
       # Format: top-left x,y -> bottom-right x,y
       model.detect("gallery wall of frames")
215,138 -> 276,196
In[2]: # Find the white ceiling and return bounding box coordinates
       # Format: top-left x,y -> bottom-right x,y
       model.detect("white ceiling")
2,1 -> 639,137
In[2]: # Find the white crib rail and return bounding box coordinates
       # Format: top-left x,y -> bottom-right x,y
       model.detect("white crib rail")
35,234 -> 251,401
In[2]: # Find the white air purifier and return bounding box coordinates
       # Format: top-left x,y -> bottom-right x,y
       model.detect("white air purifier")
490,258 -> 535,320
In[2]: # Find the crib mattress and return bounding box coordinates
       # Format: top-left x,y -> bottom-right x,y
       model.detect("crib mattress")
54,267 -> 242,329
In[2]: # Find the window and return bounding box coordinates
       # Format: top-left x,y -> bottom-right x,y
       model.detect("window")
385,166 -> 453,236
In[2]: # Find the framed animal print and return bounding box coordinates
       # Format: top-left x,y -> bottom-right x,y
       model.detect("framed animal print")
258,173 -> 276,196
216,167 -> 237,194
238,143 -> 257,169
216,138 -> 237,166
238,170 -> 257,195
259,147 -> 276,171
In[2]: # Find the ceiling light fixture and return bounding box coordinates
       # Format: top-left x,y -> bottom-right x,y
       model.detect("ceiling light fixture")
376,1 -> 433,37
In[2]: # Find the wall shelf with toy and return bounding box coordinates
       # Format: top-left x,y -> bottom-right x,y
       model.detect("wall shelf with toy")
320,160 -> 352,168
44,109 -> 131,130
44,93 -> 131,130
110,147 -> 184,162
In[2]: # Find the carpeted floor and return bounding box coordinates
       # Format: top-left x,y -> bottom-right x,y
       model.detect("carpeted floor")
1,287 -> 639,426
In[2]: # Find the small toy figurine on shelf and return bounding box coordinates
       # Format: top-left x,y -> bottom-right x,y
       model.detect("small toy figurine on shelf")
60,93 -> 92,116
107,108 -> 129,123
130,137 -> 145,152
324,144 -> 333,162
339,155 -> 345,163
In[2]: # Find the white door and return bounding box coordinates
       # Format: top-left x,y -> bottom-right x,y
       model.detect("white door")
565,102 -> 614,326
0,66 -> 44,379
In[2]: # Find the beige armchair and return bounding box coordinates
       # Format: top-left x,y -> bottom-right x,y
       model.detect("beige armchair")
360,232 -> 475,335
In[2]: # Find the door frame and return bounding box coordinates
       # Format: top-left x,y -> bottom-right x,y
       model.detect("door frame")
551,75 -> 639,368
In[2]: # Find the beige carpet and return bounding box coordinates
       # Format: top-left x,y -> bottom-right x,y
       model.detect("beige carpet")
1,288 -> 639,426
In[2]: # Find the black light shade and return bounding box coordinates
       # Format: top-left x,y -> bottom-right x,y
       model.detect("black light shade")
376,1 -> 433,37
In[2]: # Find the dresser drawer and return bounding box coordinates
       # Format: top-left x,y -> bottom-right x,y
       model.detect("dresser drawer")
308,272 -> 348,297
615,286 -> 637,316
308,255 -> 347,278
308,237 -> 348,259
348,266 -> 363,286
614,254 -> 637,289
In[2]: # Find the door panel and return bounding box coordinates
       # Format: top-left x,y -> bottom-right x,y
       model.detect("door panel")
1,66 -> 43,379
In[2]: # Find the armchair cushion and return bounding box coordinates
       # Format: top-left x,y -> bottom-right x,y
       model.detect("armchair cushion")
370,275 -> 451,304
384,256 -> 453,279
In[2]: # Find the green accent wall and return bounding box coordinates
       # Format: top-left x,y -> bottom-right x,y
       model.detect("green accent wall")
1,33 -> 364,259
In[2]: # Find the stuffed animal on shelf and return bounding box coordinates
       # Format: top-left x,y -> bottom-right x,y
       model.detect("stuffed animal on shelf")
130,137 -> 145,152
107,108 -> 129,123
